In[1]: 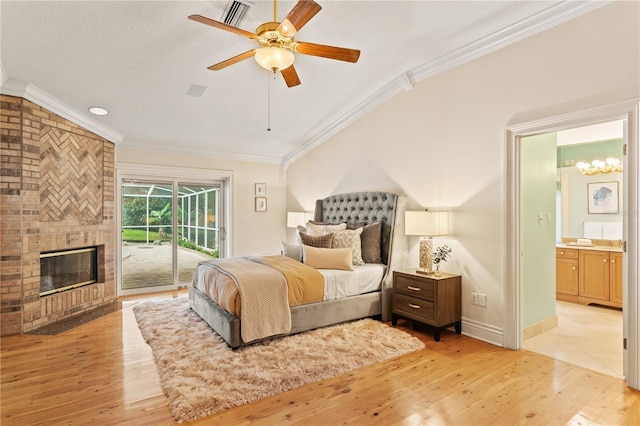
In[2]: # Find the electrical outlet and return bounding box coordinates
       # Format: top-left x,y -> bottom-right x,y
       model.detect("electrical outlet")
471,292 -> 478,305
478,294 -> 487,307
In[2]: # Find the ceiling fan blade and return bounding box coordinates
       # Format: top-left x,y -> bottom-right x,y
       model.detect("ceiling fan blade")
295,41 -> 361,63
208,50 -> 257,71
188,14 -> 257,39
277,0 -> 322,37
281,65 -> 301,88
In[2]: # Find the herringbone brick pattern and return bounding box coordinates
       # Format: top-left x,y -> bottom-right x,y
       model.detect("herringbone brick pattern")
39,126 -> 103,222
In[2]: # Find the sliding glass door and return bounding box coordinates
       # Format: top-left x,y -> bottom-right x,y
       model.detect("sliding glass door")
119,178 -> 223,294
177,184 -> 221,283
121,180 -> 174,290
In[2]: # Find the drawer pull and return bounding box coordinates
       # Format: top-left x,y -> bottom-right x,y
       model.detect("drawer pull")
408,303 -> 421,309
407,286 -> 421,292
560,251 -> 564,255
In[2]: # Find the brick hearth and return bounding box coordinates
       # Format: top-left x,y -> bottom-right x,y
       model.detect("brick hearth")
0,95 -> 115,335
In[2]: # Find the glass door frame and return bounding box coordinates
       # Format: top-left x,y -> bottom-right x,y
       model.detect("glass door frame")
116,163 -> 232,297
121,178 -> 175,291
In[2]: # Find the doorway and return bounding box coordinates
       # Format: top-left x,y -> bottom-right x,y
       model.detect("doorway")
519,121 -> 625,377
505,100 -> 640,390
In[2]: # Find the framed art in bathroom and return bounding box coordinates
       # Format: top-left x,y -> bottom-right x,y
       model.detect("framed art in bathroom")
588,181 -> 618,214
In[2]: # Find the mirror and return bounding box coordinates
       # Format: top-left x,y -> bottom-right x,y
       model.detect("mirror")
556,121 -> 624,242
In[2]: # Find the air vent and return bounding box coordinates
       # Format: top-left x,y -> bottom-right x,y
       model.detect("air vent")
222,0 -> 253,27
187,84 -> 208,98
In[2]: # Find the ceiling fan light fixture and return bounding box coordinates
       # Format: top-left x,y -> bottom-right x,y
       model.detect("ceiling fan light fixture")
255,46 -> 294,71
278,19 -> 295,37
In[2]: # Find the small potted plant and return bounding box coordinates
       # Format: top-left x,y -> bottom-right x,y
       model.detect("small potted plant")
432,245 -> 452,276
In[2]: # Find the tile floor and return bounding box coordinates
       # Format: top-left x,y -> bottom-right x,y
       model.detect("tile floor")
523,300 -> 623,379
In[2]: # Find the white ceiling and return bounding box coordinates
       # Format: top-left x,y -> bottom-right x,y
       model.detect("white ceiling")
557,121 -> 624,146
1,1 -> 605,164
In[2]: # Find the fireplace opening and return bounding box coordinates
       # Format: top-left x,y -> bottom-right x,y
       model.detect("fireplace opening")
40,247 -> 98,296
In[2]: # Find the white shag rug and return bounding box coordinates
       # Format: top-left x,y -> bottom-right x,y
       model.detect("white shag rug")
133,297 -> 425,423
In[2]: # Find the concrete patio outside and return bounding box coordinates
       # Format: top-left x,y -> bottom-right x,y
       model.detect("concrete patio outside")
121,243 -> 213,289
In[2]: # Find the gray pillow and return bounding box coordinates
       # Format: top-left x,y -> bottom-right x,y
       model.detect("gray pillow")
347,221 -> 382,263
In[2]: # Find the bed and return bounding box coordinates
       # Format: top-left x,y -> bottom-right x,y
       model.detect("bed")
189,191 -> 407,348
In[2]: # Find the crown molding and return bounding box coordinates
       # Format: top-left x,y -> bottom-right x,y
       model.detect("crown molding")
0,79 -> 124,144
118,141 -> 284,165
283,0 -> 612,168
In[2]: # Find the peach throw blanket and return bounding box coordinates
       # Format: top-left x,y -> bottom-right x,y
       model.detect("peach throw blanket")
193,256 -> 323,343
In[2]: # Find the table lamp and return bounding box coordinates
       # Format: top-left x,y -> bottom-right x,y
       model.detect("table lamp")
287,211 -> 313,228
405,210 -> 449,274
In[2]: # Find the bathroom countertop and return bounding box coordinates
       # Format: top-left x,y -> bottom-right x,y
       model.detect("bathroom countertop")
556,243 -> 623,252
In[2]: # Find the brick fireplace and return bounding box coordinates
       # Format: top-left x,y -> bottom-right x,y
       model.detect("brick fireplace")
0,95 -> 116,335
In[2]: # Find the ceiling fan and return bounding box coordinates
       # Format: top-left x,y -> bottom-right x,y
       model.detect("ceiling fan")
188,0 -> 360,88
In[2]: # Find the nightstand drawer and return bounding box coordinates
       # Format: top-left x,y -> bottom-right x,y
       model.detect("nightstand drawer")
395,275 -> 434,300
394,293 -> 434,321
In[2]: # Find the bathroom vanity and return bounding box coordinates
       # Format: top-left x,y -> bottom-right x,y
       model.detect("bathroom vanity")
556,244 -> 623,308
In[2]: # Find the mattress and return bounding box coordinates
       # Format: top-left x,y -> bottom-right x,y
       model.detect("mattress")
192,258 -> 385,317
319,263 -> 385,301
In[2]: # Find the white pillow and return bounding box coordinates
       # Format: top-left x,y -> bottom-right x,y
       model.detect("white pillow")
305,221 -> 347,236
324,227 -> 364,266
281,241 -> 302,261
302,245 -> 353,271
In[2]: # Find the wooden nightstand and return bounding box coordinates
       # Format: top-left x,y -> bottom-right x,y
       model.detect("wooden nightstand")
391,269 -> 462,342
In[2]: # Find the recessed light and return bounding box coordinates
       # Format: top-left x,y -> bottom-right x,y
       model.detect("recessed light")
88,106 -> 109,116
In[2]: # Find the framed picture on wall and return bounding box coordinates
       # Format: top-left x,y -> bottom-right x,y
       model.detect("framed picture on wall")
255,197 -> 267,212
588,181 -> 618,214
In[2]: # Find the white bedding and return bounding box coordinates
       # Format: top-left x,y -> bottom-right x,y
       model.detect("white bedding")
319,263 -> 386,301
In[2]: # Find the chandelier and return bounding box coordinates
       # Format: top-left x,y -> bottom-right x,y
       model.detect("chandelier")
576,158 -> 623,175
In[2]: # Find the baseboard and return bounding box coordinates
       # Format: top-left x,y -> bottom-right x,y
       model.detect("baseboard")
461,317 -> 504,347
523,315 -> 558,340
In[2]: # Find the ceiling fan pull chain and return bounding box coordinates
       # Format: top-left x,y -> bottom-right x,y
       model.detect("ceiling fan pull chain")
267,72 -> 273,131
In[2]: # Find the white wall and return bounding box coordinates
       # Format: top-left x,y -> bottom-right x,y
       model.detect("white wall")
116,147 -> 286,257
286,1 -> 640,345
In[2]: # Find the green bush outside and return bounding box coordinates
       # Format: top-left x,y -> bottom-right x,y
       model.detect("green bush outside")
179,239 -> 218,258
123,195 -> 218,258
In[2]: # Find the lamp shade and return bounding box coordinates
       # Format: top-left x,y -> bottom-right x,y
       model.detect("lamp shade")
255,47 -> 295,71
405,211 -> 449,236
287,212 -> 313,228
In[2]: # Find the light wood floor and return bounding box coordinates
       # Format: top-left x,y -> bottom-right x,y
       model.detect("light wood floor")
2,291 -> 638,425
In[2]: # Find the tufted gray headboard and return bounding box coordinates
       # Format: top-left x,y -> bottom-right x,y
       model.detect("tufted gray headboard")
313,192 -> 398,265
